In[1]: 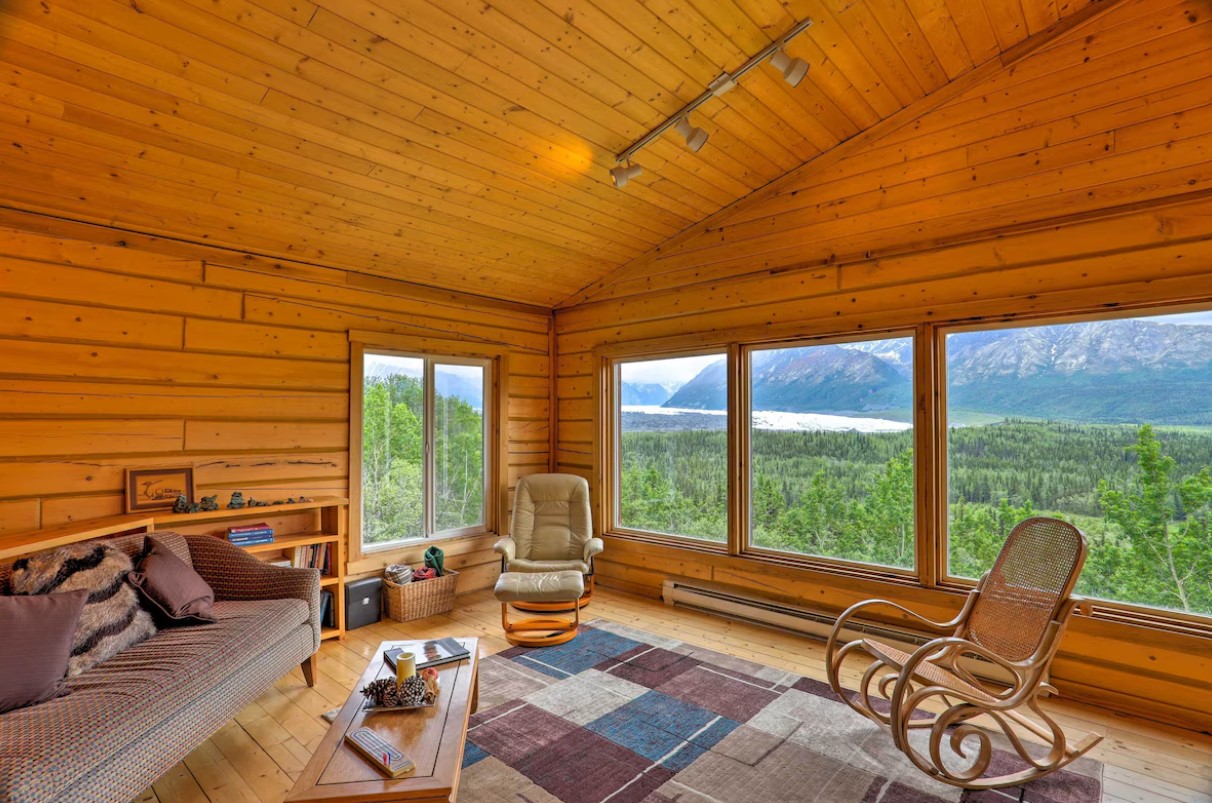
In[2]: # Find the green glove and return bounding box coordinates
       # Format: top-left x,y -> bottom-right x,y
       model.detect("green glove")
424,546 -> 445,577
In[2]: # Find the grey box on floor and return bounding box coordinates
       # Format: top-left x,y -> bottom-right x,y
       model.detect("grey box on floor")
345,577 -> 383,629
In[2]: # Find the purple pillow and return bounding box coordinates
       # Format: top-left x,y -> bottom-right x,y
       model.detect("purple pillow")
0,589 -> 89,713
128,537 -> 217,626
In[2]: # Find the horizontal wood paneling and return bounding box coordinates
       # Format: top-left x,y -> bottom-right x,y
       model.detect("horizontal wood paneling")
0,215 -> 552,590
554,0 -> 1212,733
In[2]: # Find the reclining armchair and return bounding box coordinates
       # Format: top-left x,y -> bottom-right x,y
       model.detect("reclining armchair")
494,473 -> 603,611
825,517 -> 1102,790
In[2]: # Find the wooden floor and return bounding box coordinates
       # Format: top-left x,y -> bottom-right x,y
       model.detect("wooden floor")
136,587 -> 1212,803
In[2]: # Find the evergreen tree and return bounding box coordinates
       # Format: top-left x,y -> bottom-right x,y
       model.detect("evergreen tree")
1098,425 -> 1212,612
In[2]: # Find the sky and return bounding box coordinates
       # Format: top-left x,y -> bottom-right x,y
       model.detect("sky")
1146,310 -> 1212,326
363,354 -> 484,382
619,354 -> 721,385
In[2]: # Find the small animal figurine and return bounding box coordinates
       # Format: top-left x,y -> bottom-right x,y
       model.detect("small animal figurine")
199,495 -> 219,512
227,491 -> 246,510
172,493 -> 191,514
246,497 -> 269,508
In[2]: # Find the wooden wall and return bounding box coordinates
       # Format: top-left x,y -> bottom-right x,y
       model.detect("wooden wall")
0,211 -> 552,592
554,0 -> 1212,731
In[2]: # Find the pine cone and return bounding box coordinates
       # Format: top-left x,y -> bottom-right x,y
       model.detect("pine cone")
361,678 -> 399,707
398,676 -> 428,706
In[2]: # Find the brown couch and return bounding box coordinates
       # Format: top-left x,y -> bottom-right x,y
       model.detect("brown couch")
0,531 -> 320,803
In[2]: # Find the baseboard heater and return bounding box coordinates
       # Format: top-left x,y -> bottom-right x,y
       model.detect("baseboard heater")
661,579 -> 1011,684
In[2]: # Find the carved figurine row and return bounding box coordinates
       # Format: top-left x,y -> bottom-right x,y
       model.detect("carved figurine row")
171,491 -> 313,514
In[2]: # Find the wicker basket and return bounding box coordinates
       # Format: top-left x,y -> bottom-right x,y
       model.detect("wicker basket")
383,570 -> 459,622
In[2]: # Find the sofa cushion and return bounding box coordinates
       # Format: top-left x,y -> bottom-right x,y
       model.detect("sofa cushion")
0,590 -> 89,714
128,537 -> 217,626
10,543 -> 157,676
0,597 -> 309,802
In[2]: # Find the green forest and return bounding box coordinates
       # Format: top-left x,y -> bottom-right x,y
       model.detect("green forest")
362,374 -> 485,544
619,420 -> 1212,616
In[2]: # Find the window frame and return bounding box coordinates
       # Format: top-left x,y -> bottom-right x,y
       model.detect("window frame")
594,296 -> 1212,637
738,330 -> 920,577
935,306 -> 1212,627
603,346 -> 733,550
349,332 -> 509,565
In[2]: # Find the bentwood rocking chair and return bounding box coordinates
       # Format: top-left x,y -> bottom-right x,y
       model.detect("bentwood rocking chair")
825,517 -> 1102,790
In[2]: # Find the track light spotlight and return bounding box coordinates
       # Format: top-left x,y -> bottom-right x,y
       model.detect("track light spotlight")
769,48 -> 809,87
611,17 -> 813,182
674,116 -> 709,153
609,162 -> 643,189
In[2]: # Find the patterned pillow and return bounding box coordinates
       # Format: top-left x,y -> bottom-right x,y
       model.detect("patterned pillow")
11,542 -> 157,676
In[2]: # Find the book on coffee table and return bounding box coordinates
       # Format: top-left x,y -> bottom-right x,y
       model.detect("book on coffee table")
383,638 -> 470,672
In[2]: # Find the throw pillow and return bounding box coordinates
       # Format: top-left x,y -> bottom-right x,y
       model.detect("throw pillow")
0,589 -> 89,713
128,536 -> 218,625
10,543 -> 157,677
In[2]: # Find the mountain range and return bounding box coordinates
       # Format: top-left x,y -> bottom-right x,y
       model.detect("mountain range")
631,319 -> 1212,425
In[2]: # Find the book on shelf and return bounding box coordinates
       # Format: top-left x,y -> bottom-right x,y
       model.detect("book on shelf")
267,558 -> 292,568
229,522 -> 272,533
320,589 -> 335,629
292,542 -> 333,573
230,535 -> 274,547
384,638 -> 470,672
227,523 -> 274,546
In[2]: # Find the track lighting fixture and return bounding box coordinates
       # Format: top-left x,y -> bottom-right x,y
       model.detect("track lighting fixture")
609,162 -> 643,189
674,116 -> 709,153
769,48 -> 809,87
609,17 -> 813,187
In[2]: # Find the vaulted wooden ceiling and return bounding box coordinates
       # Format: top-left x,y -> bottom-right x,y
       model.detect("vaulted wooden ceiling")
0,0 -> 1098,306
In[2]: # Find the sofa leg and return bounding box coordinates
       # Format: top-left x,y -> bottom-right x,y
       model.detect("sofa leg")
301,653 -> 318,687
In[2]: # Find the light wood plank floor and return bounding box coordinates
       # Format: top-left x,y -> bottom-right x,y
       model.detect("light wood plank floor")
137,587 -> 1212,803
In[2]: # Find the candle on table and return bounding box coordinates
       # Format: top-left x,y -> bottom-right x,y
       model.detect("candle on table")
395,651 -> 417,685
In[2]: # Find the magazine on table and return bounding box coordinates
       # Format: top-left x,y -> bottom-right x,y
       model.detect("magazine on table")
383,638 -> 470,672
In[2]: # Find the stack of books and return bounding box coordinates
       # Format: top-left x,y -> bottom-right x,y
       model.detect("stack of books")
227,523 -> 274,547
293,542 -> 333,575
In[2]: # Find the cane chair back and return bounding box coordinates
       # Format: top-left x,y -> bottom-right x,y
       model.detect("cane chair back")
965,517 -> 1087,662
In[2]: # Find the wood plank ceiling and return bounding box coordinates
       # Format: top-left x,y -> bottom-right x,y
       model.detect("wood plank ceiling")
0,0 -> 1094,306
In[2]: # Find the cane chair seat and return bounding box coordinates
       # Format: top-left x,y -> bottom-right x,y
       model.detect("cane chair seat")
861,638 -> 997,705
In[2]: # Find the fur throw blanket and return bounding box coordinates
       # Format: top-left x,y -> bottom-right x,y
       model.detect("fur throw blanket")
11,543 -> 157,676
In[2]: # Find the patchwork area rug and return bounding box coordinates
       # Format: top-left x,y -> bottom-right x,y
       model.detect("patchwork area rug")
458,621 -> 1102,803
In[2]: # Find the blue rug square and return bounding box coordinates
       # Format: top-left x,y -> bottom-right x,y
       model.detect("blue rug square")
507,626 -> 644,679
585,690 -> 739,770
461,741 -> 489,769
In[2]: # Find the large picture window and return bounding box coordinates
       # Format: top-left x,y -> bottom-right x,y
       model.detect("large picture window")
602,302 -> 1212,631
748,336 -> 915,569
615,352 -> 728,542
361,351 -> 489,549
945,310 -> 1212,616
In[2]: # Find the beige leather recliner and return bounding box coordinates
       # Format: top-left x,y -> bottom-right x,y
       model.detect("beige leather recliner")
494,473 -> 603,609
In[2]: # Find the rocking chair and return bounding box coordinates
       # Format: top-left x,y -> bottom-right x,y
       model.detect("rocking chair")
825,517 -> 1102,790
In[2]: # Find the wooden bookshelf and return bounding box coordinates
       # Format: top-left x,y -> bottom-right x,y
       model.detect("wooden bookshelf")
149,497 -> 350,641
0,496 -> 350,641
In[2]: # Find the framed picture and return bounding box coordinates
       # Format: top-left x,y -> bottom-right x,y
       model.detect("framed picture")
125,467 -> 196,513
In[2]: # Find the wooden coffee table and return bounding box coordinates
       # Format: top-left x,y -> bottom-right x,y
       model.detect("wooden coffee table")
286,637 -> 479,803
